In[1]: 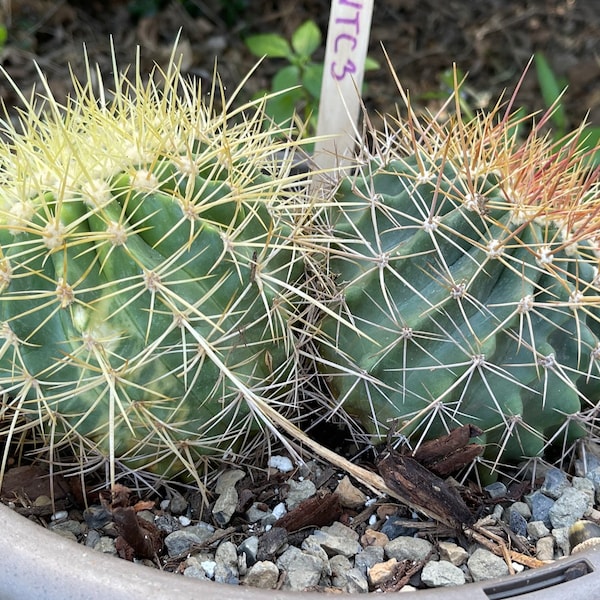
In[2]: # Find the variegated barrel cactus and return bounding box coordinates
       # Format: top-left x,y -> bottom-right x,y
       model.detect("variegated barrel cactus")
0,49 -> 312,486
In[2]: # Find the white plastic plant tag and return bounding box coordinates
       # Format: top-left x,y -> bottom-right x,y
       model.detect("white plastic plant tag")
314,0 -> 374,171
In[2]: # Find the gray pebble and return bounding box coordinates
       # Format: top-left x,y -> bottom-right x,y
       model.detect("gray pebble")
93,536 -> 117,554
484,482 -> 507,500
526,491 -> 555,527
285,479 -> 316,510
243,561 -> 279,589
527,520 -> 550,540
199,558 -> 217,579
214,540 -> 239,584
572,476 -> 595,508
329,554 -> 352,588
85,529 -> 101,548
492,504 -> 504,520
154,513 -> 180,534
381,515 -> 417,539
549,487 -> 589,528
183,566 -> 209,580
552,526 -> 571,556
421,560 -> 466,587
168,491 -> 189,515
183,556 -> 210,580
164,522 -> 215,556
510,501 -> 531,520
541,468 -> 570,499
304,522 -> 361,558
277,546 -> 324,591
215,469 -> 245,495
467,548 -> 509,581
136,510 -> 155,524
577,454 -> 600,477
50,510 -> 69,521
49,520 -> 82,538
385,536 -> 433,562
239,535 -> 259,567
83,506 -> 112,529
257,526 -> 288,560
345,567 -> 369,594
508,507 -> 528,537
301,537 -> 331,576
212,486 -> 238,526
585,467 -> 600,501
245,503 -> 272,524
355,545 -> 385,574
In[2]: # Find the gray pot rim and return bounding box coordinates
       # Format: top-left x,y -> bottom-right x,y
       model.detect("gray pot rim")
1,502 -> 599,599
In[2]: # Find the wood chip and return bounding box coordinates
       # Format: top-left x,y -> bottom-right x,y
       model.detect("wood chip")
274,490 -> 342,532
378,449 -> 474,529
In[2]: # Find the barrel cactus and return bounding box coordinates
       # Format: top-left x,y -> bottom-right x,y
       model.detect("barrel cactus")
0,49 -> 313,486
314,93 -> 600,472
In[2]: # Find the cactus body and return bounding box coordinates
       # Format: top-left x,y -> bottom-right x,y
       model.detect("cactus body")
316,115 -> 600,468
0,53 -> 309,483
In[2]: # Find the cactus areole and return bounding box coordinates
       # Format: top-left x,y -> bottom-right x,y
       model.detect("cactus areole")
0,49 -> 311,485
316,98 -> 600,470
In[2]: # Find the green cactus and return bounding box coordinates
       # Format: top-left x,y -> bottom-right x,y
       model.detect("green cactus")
0,49 -> 312,486
1,42 -> 599,497
314,99 -> 600,472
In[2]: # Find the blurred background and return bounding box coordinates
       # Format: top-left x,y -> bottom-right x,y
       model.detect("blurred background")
0,0 -> 598,142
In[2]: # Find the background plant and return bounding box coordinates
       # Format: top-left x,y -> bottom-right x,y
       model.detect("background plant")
535,52 -> 600,168
245,19 -> 378,143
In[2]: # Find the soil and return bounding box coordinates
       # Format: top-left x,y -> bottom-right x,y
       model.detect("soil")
1,0 -> 599,133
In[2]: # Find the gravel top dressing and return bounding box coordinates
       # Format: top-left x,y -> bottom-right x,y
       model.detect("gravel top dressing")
3,444 -> 600,594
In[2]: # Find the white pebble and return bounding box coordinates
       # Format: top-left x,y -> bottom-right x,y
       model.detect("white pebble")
272,502 -> 287,519
368,514 -> 377,526
201,560 -> 216,579
178,515 -> 191,526
268,455 -> 294,472
51,510 -> 68,521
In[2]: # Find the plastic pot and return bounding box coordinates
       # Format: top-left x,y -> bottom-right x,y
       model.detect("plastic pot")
1,502 -> 599,600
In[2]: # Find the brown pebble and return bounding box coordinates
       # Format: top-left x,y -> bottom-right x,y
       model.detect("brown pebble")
535,536 -> 555,562
361,528 -> 389,548
335,476 -> 367,509
368,558 -> 398,587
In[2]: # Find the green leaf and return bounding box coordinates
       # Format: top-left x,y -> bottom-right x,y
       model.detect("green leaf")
534,53 -> 567,133
245,33 -> 291,59
272,65 -> 301,92
265,91 -> 304,127
578,126 -> 600,168
291,20 -> 321,59
364,57 -> 380,71
302,64 -> 324,99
